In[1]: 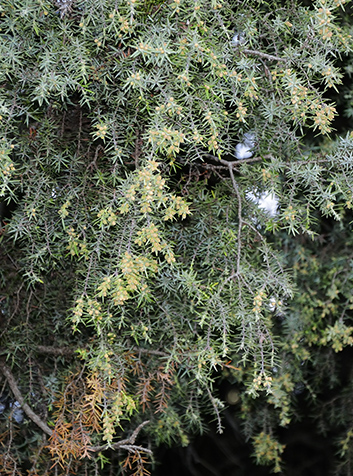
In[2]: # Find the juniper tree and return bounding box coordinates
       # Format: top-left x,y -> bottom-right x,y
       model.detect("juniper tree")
1,0 -> 353,474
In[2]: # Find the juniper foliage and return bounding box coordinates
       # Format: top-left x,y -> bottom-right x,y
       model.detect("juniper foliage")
1,0 -> 353,474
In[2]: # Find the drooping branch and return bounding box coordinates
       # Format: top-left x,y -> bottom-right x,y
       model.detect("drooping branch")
206,386 -> 223,434
228,163 -> 243,277
0,360 -> 53,436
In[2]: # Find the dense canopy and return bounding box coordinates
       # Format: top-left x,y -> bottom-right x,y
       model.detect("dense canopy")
1,0 -> 353,474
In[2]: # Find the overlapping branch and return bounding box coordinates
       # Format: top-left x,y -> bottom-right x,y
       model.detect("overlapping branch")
0,360 -> 151,456
89,420 -> 151,454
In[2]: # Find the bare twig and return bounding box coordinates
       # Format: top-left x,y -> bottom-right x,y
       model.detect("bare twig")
88,144 -> 103,170
199,163 -> 229,171
119,444 -> 152,454
89,420 -> 151,453
201,152 -> 270,167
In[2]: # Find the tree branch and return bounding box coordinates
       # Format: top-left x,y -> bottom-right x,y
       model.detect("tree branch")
117,444 -> 152,454
200,152 -> 269,167
0,360 -> 53,436
89,420 -> 151,453
206,386 -> 223,434
133,347 -> 170,357
242,48 -> 287,62
0,361 -> 152,457
228,163 -> 243,277
36,345 -> 75,356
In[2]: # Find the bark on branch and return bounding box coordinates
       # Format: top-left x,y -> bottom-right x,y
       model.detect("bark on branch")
200,152 -> 270,167
242,48 -> 287,62
0,360 -> 53,436
89,420 -> 151,453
